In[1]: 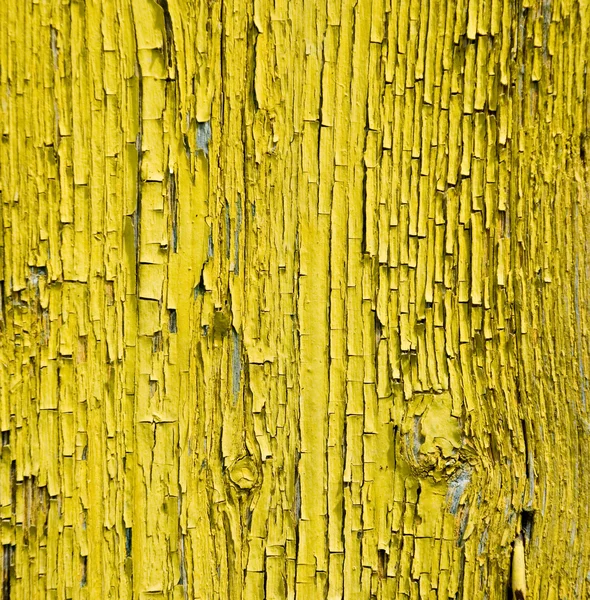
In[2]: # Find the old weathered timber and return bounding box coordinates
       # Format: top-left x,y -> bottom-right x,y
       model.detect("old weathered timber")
0,0 -> 589,599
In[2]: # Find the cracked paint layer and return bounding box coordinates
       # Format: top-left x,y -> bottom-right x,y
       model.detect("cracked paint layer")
0,0 -> 589,598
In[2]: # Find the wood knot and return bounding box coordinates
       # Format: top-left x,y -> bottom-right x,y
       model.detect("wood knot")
228,456 -> 259,490
400,391 -> 465,481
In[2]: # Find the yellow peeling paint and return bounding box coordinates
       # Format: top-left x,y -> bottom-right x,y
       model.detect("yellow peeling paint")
1,0 -> 590,599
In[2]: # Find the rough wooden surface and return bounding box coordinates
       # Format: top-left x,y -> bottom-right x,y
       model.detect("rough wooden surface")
0,0 -> 589,598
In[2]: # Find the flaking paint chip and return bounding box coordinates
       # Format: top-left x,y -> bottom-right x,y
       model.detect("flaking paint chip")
138,263 -> 165,300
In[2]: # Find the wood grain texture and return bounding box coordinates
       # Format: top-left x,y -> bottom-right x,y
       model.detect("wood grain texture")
0,0 -> 589,598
